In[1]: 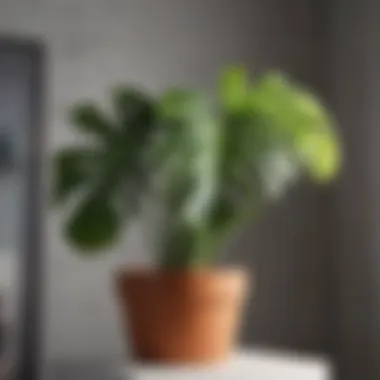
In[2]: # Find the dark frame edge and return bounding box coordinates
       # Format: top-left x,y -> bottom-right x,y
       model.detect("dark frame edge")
0,37 -> 47,380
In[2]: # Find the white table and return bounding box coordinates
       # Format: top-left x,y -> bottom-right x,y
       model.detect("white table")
123,349 -> 333,380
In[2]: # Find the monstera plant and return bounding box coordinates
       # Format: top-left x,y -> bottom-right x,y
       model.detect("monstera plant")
54,66 -> 341,363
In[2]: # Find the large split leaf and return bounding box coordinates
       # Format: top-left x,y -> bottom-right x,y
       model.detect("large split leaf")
54,86 -> 158,252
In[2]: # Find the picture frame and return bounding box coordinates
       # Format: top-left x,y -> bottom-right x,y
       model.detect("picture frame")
0,37 -> 45,380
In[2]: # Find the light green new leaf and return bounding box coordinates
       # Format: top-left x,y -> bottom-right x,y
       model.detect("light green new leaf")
290,90 -> 341,182
219,65 -> 250,111
252,72 -> 341,185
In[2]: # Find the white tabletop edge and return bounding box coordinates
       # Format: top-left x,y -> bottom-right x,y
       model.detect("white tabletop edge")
121,348 -> 334,380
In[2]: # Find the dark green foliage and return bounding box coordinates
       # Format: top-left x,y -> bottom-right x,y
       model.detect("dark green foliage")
69,103 -> 113,138
53,147 -> 95,204
65,194 -> 120,252
54,88 -> 157,252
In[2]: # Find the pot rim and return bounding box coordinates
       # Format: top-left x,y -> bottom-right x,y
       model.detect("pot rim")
114,266 -> 252,283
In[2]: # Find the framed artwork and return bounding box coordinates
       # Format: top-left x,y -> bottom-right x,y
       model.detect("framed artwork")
0,38 -> 45,380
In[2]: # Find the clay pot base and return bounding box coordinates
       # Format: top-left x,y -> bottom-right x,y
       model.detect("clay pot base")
116,268 -> 251,364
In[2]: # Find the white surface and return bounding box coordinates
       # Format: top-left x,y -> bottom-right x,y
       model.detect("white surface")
123,349 -> 333,380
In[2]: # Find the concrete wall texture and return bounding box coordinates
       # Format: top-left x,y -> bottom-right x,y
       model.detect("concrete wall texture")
0,0 -> 334,365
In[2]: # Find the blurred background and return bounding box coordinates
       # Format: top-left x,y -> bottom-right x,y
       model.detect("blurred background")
0,1 -> 378,380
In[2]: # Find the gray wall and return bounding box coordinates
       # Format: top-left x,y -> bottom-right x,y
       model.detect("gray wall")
0,0 -> 331,366
328,1 -> 380,379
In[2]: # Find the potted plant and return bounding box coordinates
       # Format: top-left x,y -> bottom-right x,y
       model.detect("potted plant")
53,66 -> 341,363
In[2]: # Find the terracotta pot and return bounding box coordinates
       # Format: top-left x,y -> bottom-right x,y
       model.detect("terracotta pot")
115,268 -> 250,364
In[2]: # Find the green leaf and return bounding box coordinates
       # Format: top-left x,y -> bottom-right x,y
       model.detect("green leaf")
112,87 -> 155,128
290,90 -> 341,181
69,103 -> 113,137
155,90 -> 222,267
53,148 -> 97,204
57,87 -> 157,254
251,72 -> 341,185
296,129 -> 341,182
111,87 -> 157,162
219,65 -> 249,111
181,114 -> 219,227
65,194 -> 120,253
158,89 -> 206,120
206,128 -> 259,240
158,90 -> 220,224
